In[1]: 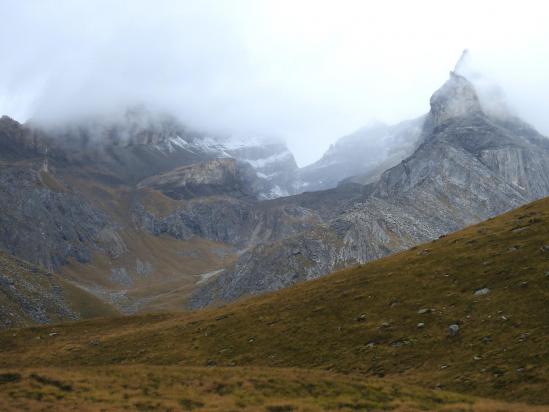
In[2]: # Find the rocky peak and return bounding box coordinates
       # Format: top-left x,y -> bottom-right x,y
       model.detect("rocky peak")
429,72 -> 483,126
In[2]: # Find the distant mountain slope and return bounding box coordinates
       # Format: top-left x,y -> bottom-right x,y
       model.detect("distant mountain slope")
193,71 -> 549,306
1,196 -> 547,406
298,117 -> 424,192
0,251 -> 117,329
225,140 -> 300,197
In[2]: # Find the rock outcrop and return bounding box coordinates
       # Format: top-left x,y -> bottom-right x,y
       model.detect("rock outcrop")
137,158 -> 268,200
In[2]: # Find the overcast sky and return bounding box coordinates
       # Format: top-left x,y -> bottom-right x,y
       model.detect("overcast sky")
1,1 -> 548,165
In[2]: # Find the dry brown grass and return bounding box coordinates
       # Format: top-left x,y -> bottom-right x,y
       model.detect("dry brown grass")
1,366 -> 546,412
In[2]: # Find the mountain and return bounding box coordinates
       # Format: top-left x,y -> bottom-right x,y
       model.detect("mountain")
1,196 -> 547,410
192,71 -> 549,307
298,117 -> 424,191
0,109 -> 302,315
1,67 -> 549,319
0,105 -> 339,319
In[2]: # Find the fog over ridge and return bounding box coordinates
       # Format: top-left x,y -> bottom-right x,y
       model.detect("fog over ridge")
1,0 -> 548,166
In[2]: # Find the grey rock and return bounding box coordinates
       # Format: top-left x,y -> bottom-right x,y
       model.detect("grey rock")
110,268 -> 132,287
474,288 -> 491,296
448,324 -> 460,336
135,260 -> 153,277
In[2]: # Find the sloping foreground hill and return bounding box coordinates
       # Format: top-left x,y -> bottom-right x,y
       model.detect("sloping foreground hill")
0,197 -> 548,410
0,251 -> 117,329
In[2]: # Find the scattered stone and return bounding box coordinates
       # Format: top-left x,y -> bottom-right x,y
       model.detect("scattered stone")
48,332 -> 58,337
356,314 -> 367,322
417,308 -> 430,314
541,245 -> 549,252
473,355 -> 482,361
448,324 -> 460,336
391,339 -> 411,348
248,338 -> 255,343
110,267 -> 133,287
519,281 -> 528,288
440,364 -> 449,369
474,288 -> 490,296
135,259 -> 153,277
501,315 -> 508,321
381,322 -> 391,328
417,322 -> 425,329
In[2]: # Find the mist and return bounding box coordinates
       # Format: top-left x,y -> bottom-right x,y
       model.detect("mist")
1,0 -> 549,166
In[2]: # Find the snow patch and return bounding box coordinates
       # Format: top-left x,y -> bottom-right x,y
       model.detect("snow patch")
246,151 -> 293,169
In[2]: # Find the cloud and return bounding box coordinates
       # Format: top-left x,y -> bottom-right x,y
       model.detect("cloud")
1,0 -> 548,165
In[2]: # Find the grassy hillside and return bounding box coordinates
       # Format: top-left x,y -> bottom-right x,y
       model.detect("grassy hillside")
0,251 -> 118,329
0,197 -> 548,409
1,366 -> 545,412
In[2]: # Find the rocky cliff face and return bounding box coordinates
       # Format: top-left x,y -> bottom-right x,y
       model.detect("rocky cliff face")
132,194 -> 322,249
191,72 -> 549,307
0,165 -> 114,271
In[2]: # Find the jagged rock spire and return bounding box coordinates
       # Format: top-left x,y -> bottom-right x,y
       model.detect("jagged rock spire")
429,69 -> 482,126
453,49 -> 470,75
